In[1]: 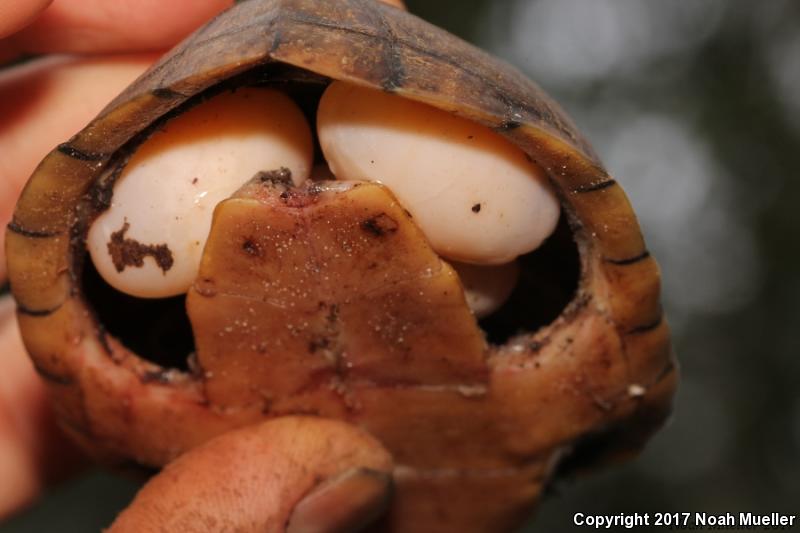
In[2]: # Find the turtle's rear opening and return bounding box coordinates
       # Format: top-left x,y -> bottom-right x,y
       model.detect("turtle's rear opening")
76,72 -> 581,371
479,214 -> 579,345
81,259 -> 195,371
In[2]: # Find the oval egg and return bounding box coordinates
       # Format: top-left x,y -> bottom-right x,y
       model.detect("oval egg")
87,88 -> 313,298
317,81 -> 560,265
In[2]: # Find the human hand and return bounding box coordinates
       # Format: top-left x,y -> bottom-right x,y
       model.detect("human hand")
0,0 -> 233,519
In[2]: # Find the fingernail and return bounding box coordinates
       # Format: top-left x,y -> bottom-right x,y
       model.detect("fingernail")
286,468 -> 393,533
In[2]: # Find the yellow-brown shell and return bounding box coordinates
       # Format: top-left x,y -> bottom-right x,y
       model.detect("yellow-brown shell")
6,0 -> 677,531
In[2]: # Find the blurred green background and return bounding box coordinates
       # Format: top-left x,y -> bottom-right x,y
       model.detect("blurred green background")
3,0 -> 799,531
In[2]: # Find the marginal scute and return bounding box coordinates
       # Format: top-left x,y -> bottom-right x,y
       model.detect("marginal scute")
5,231 -> 71,313
12,150 -> 104,235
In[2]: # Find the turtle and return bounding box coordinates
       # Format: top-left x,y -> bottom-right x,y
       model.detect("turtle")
6,0 -> 677,531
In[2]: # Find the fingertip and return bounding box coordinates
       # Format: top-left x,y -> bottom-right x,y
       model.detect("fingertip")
0,0 -> 53,39
0,296 -> 87,519
6,0 -> 234,56
0,296 -> 49,518
108,418 -> 393,533
287,468 -> 393,533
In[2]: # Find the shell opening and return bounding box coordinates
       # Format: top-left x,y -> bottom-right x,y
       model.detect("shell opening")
78,69 -> 580,372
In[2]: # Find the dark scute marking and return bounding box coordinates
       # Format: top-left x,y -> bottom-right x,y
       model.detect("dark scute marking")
107,221 -> 174,274
6,220 -> 60,238
343,0 -> 406,91
270,18 -> 284,53
57,143 -> 104,161
242,238 -> 261,257
604,250 -> 651,266
361,213 -> 399,237
471,203 -> 482,213
287,11 -> 377,40
381,42 -> 405,91
572,179 -> 617,194
169,12 -> 276,66
16,302 -> 63,317
308,336 -> 331,354
152,87 -> 186,99
627,313 -> 664,335
32,361 -> 74,385
378,18 -> 405,89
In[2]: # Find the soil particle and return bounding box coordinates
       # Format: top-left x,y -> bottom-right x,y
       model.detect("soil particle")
107,221 -> 174,273
360,213 -> 399,237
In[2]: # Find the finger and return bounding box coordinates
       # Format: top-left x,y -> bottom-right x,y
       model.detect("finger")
0,296 -> 42,517
0,53 -> 155,282
108,417 -> 394,533
0,0 -> 52,39
0,0 -> 232,61
0,296 -> 85,519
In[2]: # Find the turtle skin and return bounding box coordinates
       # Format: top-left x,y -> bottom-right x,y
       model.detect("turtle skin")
6,0 -> 677,531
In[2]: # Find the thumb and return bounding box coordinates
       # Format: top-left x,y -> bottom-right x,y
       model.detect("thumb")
108,417 -> 394,533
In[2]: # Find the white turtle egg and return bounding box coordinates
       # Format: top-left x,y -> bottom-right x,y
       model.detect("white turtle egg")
317,81 -> 560,265
87,87 -> 313,298
451,260 -> 520,318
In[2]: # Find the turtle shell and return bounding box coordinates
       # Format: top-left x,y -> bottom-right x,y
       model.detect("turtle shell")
6,0 -> 677,531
